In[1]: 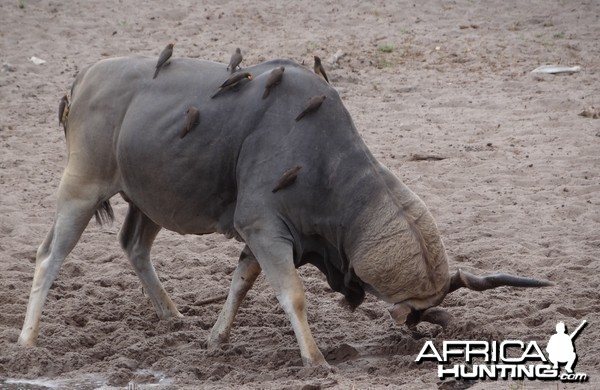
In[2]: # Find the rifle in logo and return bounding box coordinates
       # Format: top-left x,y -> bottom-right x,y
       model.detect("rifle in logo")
570,320 -> 587,339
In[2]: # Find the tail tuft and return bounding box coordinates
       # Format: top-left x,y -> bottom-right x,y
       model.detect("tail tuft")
94,200 -> 115,226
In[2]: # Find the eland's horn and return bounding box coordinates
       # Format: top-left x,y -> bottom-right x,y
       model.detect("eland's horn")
449,268 -> 553,293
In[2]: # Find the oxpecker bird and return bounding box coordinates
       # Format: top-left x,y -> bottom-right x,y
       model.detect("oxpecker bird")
58,94 -> 69,134
295,95 -> 327,122
313,55 -> 329,83
272,166 -> 302,193
181,107 -> 200,139
227,48 -> 243,73
210,72 -> 253,98
262,66 -> 285,99
153,43 -> 174,79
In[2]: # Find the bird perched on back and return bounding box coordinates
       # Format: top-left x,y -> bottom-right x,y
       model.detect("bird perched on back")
272,166 -> 302,193
262,66 -> 285,99
181,107 -> 200,139
153,42 -> 174,79
227,48 -> 243,74
313,55 -> 329,83
211,72 -> 253,98
58,94 -> 69,134
295,95 -> 327,121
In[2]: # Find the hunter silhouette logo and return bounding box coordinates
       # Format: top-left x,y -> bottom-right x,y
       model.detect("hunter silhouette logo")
415,320 -> 588,382
546,320 -> 587,374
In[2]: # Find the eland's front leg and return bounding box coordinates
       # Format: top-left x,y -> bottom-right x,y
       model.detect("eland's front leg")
208,245 -> 262,348
242,231 -> 328,367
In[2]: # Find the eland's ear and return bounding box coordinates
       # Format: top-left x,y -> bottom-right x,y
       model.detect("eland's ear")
400,306 -> 453,330
420,307 -> 452,328
388,302 -> 412,326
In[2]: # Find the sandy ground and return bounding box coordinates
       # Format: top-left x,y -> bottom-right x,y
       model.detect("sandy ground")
1,0 -> 599,389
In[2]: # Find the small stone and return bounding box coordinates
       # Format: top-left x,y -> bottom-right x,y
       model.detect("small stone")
2,63 -> 16,72
30,56 -> 46,65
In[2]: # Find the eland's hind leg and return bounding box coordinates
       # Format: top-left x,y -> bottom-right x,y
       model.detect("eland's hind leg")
119,202 -> 182,319
18,177 -> 107,346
